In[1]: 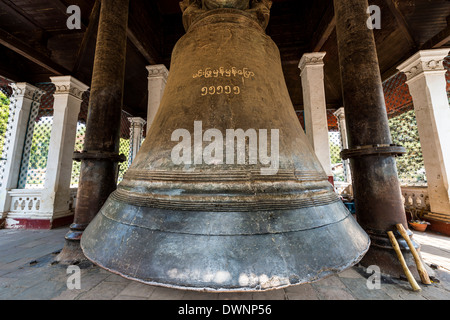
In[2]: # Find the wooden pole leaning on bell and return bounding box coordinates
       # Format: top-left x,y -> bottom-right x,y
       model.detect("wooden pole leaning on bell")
396,224 -> 432,285
387,231 -> 421,292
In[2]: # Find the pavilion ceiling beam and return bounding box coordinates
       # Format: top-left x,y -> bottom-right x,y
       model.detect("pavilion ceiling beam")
0,28 -> 70,76
382,14 -> 450,79
420,22 -> 450,50
310,5 -> 335,52
72,0 -> 101,75
126,29 -> 158,65
384,0 -> 417,49
2,0 -> 47,31
51,0 -> 74,17
126,0 -> 163,66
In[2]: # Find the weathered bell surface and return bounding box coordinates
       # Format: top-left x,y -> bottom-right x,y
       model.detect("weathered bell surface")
81,0 -> 370,292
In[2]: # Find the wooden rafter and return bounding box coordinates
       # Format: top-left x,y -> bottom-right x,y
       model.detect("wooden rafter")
0,27 -> 70,76
384,0 -> 417,49
420,23 -> 450,50
51,0 -> 73,16
126,29 -> 158,65
126,1 -> 162,65
2,0 -> 47,30
310,5 -> 335,52
72,0 -> 101,75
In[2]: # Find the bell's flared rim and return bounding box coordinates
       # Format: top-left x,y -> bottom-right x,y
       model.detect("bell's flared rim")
81,199 -> 371,292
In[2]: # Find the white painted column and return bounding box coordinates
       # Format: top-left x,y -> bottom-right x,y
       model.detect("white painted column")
146,64 -> 169,129
0,83 -> 43,215
128,117 -> 146,163
40,76 -> 89,219
397,49 -> 450,216
299,52 -> 333,180
334,107 -> 352,184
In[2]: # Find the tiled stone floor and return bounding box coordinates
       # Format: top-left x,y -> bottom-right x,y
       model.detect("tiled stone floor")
0,227 -> 449,300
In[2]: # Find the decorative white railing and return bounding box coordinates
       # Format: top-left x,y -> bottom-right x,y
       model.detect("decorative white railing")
334,181 -> 352,197
5,188 -> 78,219
8,189 -> 42,214
334,183 -> 430,212
401,186 -> 430,211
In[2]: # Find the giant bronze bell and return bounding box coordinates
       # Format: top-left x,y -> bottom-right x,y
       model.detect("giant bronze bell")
81,0 -> 370,292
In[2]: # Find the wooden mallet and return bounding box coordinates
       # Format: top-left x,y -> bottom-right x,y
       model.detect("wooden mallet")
396,223 -> 432,285
387,231 -> 422,292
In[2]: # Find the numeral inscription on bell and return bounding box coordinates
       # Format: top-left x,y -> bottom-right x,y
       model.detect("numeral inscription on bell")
201,86 -> 240,96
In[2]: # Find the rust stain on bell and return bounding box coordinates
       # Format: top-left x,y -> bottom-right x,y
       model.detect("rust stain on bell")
81,0 -> 370,292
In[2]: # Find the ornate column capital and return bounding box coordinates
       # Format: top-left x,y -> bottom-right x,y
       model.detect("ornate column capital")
333,107 -> 345,121
127,117 -> 146,165
128,117 -> 146,127
298,52 -> 327,74
10,83 -> 44,102
50,76 -> 89,100
146,65 -> 169,82
397,49 -> 449,82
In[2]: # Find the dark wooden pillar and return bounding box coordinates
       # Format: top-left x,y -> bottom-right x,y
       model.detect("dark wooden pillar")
334,0 -> 419,277
57,0 -> 129,264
